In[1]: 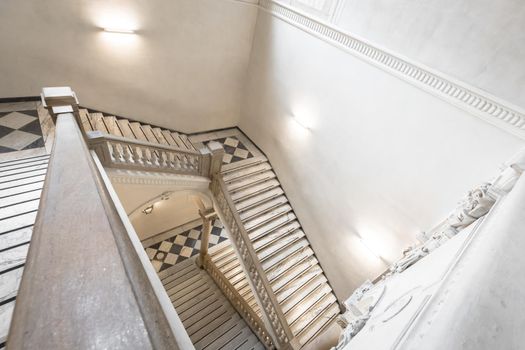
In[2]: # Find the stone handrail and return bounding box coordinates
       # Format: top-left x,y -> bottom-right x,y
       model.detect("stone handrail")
202,254 -> 275,349
87,132 -> 212,177
211,175 -> 296,348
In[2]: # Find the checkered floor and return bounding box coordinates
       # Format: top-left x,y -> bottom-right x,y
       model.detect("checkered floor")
208,136 -> 253,164
145,218 -> 229,272
0,109 -> 44,153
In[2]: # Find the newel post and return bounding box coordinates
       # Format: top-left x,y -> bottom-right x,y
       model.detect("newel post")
41,87 -> 81,124
196,208 -> 217,268
208,141 -> 224,178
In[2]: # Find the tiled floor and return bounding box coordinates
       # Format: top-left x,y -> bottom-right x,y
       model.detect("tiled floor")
0,101 -> 49,154
145,218 -> 229,272
189,128 -> 263,166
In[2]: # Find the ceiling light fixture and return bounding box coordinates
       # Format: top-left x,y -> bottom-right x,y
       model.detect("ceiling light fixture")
142,204 -> 154,215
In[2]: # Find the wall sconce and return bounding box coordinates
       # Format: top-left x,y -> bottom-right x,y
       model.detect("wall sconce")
103,27 -> 136,34
160,191 -> 172,201
292,114 -> 312,130
142,204 -> 154,215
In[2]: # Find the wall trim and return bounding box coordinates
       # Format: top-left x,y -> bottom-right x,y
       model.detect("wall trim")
0,96 -> 40,103
258,0 -> 525,140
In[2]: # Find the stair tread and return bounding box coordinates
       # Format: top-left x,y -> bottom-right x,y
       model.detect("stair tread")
296,303 -> 340,346
88,113 -> 108,134
102,116 -> 123,137
116,119 -> 136,139
0,154 -> 49,168
222,162 -> 272,183
128,122 -> 148,141
227,170 -> 276,192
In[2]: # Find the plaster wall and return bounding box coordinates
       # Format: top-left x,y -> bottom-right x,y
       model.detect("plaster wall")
239,11 -> 525,299
335,0 -> 525,110
0,0 -> 258,132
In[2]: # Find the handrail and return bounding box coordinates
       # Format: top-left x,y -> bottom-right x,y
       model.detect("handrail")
7,111 -> 189,349
202,254 -> 275,349
89,132 -> 201,156
87,132 -> 212,177
211,175 -> 296,348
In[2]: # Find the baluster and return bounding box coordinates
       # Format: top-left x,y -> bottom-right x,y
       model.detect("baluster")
133,145 -> 142,165
122,143 -> 132,164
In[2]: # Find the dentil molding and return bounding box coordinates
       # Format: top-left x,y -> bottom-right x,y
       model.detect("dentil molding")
258,0 -> 525,140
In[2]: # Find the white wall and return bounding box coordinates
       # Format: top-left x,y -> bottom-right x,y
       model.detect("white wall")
335,0 -> 525,110
239,11 -> 525,299
0,0 -> 258,132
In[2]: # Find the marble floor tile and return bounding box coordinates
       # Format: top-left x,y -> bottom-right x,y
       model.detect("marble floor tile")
0,112 -> 35,130
0,131 -> 41,151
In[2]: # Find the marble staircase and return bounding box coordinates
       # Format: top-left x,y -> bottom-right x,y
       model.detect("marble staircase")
81,110 -> 341,348
216,155 -> 341,347
0,152 -> 50,349
78,109 -> 197,152
158,257 -> 265,350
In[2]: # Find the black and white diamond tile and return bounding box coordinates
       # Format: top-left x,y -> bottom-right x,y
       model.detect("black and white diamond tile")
0,110 -> 44,154
208,136 -> 254,164
145,218 -> 229,272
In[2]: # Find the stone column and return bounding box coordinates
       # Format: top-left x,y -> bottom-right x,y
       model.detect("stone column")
197,208 -> 217,268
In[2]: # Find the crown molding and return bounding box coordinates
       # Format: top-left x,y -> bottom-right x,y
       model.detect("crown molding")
258,0 -> 525,140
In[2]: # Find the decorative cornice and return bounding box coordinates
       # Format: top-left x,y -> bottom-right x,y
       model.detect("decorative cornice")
258,0 -> 525,140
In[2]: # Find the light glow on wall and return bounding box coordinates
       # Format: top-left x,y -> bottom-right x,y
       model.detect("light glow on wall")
89,3 -> 140,51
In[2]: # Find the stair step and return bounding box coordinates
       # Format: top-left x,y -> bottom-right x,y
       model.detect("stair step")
260,237 -> 309,271
252,221 -> 301,252
0,154 -> 49,168
194,313 -> 243,348
227,171 -> 276,192
244,204 -> 292,232
152,128 -> 169,145
78,109 -> 93,133
171,132 -> 188,150
141,125 -> 160,143
213,324 -> 253,350
235,187 -> 285,212
280,274 -> 328,314
296,302 -> 340,346
161,130 -> 179,146
265,246 -> 314,282
269,255 -> 318,292
179,134 -> 196,151
222,162 -> 272,183
0,244 -> 29,274
183,298 -> 228,328
0,159 -> 48,174
0,211 -> 37,235
89,113 -> 108,134
234,333 -> 260,350
0,199 -> 40,220
0,168 -> 47,185
0,161 -> 48,178
173,283 -> 214,311
289,293 -> 337,335
129,122 -> 148,141
221,156 -> 267,175
248,213 -> 297,241
0,180 -> 44,198
0,226 -> 33,251
285,283 -> 332,325
276,265 -> 323,303
239,195 -> 289,222
102,116 -> 123,137
257,231 -> 306,261
230,179 -> 281,203
116,119 -> 136,139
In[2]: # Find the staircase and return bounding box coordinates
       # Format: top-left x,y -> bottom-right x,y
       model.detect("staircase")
0,153 -> 50,349
158,258 -> 265,350
79,108 -> 340,348
78,109 -> 197,151
214,155 -> 341,347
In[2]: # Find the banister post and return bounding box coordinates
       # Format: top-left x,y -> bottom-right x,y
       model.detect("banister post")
207,141 -> 224,178
196,208 -> 217,268
41,86 -> 81,125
